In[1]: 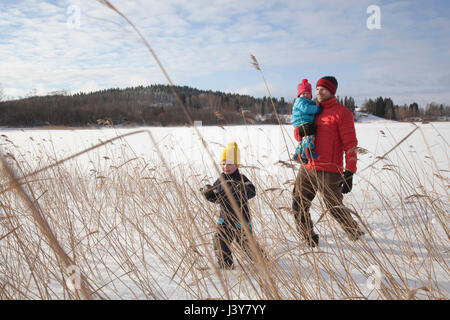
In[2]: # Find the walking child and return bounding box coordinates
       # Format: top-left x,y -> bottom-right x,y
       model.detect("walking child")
200,142 -> 258,270
291,79 -> 321,163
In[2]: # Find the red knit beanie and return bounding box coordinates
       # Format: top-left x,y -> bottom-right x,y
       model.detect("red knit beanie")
297,79 -> 312,97
316,76 -> 338,96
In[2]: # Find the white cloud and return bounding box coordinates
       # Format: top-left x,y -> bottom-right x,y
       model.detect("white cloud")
75,80 -> 101,94
228,83 -> 269,98
0,0 -> 449,106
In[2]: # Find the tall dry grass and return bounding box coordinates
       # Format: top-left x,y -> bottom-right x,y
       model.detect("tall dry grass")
0,0 -> 448,300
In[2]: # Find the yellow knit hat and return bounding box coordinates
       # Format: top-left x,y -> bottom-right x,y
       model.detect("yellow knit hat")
219,141 -> 240,166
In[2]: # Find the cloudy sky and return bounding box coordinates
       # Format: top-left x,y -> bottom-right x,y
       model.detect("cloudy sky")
1,0 -> 449,106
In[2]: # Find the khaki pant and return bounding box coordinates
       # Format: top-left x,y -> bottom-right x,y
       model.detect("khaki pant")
292,166 -> 361,240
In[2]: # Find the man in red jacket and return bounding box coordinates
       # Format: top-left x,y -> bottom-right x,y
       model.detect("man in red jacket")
292,76 -> 364,247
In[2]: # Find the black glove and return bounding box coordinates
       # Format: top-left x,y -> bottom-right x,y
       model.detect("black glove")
340,170 -> 353,194
200,184 -> 214,197
200,184 -> 212,192
297,122 -> 317,137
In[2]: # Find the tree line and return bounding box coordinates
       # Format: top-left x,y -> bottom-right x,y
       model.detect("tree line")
360,97 -> 450,121
0,84 -> 448,127
0,85 -> 292,127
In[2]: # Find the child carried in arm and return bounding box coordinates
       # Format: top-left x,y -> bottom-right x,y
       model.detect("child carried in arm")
290,79 -> 321,163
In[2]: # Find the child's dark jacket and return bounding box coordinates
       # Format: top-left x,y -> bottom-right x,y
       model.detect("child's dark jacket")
203,169 -> 256,225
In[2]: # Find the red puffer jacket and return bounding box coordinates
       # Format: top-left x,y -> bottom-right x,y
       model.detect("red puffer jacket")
294,97 -> 358,173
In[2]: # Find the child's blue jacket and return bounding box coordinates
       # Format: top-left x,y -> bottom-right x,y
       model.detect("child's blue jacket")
290,97 -> 320,127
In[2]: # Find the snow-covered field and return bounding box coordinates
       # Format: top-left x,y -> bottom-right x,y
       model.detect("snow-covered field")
0,118 -> 448,300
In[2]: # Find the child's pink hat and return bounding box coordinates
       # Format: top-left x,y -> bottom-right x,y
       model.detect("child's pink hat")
297,79 -> 312,97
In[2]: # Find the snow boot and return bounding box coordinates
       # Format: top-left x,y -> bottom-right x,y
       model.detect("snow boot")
305,233 -> 319,248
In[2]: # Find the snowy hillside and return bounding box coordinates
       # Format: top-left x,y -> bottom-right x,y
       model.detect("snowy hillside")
354,111 -> 395,123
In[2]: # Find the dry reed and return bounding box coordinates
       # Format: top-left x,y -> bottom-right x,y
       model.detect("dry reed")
0,1 -> 448,301
0,123 -> 448,300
